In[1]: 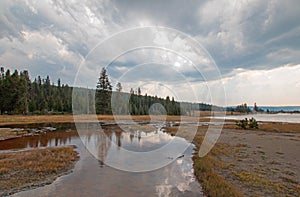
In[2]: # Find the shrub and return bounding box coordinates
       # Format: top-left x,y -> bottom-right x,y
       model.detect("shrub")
236,118 -> 258,129
248,118 -> 258,129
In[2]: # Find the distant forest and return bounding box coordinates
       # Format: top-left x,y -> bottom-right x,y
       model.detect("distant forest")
0,67 -> 72,114
0,67 -> 221,115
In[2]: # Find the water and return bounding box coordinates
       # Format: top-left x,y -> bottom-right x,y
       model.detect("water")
0,123 -> 203,197
222,113 -> 300,123
251,106 -> 300,112
228,106 -> 300,112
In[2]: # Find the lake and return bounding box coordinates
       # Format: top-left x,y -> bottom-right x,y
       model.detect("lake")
221,113 -> 300,123
0,123 -> 203,197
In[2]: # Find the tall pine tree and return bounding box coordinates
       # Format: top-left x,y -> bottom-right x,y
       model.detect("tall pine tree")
96,67 -> 112,114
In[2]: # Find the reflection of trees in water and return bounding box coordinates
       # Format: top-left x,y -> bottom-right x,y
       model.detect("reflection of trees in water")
97,130 -> 112,167
29,132 -> 75,148
115,131 -> 122,149
81,125 -> 165,167
91,126 -> 125,167
0,131 -> 78,150
96,127 -> 124,167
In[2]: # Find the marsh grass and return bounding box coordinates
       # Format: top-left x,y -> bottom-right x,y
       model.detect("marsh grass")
223,121 -> 300,133
164,126 -> 243,196
0,146 -> 79,196
0,114 -> 210,127
193,141 -> 243,197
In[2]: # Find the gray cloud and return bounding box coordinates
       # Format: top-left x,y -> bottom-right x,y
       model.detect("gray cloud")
0,0 -> 299,95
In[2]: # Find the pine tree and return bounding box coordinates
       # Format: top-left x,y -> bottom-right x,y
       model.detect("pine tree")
0,67 -> 4,114
18,70 -> 30,114
112,82 -> 123,114
96,67 -> 112,114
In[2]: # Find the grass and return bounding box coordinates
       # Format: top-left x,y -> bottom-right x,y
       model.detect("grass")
0,115 -> 76,126
231,170 -> 299,196
259,122 -> 300,133
193,156 -> 242,197
164,126 -> 242,196
167,127 -> 247,196
0,114 -> 210,127
193,141 -> 243,197
0,128 -> 18,139
0,146 -> 79,196
2,114 -> 299,133
223,121 -> 300,133
167,126 -> 243,197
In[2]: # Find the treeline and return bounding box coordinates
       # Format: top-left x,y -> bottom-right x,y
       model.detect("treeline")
91,68 -> 221,116
226,103 -> 265,113
0,67 -> 72,114
1,67 -> 220,115
91,68 -> 182,115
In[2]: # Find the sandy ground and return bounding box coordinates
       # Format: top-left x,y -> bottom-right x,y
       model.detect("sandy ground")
215,128 -> 300,196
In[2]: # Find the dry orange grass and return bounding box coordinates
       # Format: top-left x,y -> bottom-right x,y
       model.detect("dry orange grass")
0,113 -> 215,127
259,122 -> 300,132
0,115 -> 75,126
0,128 -> 17,139
192,134 -> 243,197
0,146 -> 79,196
222,121 -> 300,132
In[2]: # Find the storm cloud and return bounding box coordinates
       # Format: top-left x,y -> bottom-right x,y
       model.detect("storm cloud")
0,0 -> 299,105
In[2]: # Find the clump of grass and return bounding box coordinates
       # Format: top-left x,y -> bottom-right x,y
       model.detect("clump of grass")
232,170 -> 299,196
232,170 -> 271,188
284,170 -> 296,176
254,167 -> 268,175
236,143 -> 248,148
280,176 -> 298,184
269,160 -> 281,165
0,146 -> 79,196
257,150 -> 265,155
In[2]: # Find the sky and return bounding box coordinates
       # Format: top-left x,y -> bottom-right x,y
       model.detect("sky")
0,0 -> 300,106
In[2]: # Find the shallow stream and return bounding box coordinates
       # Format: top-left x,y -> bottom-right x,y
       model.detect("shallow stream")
0,123 -> 203,197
